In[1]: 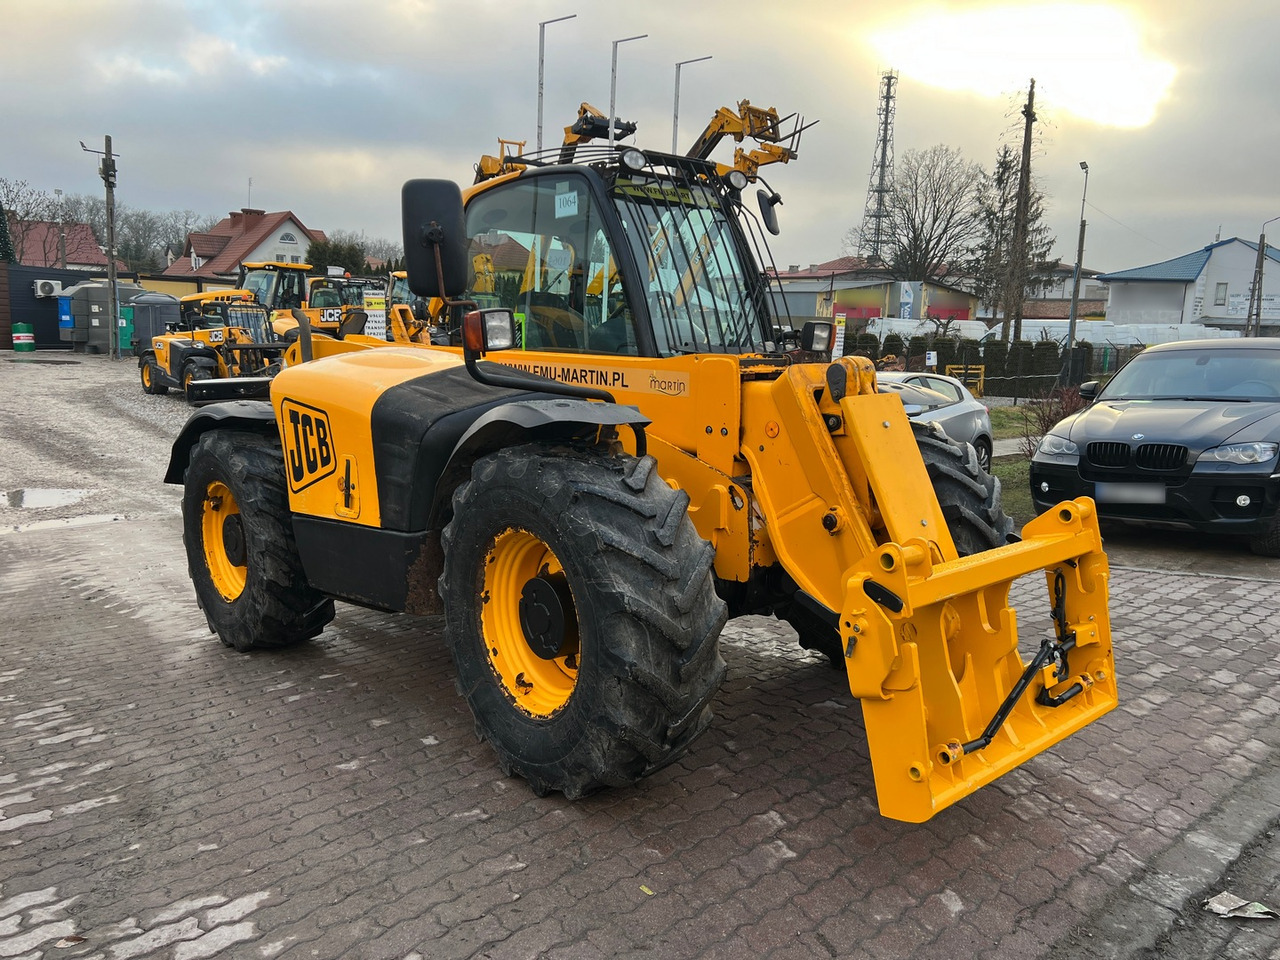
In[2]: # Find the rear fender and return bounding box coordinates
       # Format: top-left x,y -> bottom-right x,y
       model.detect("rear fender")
164,402 -> 279,484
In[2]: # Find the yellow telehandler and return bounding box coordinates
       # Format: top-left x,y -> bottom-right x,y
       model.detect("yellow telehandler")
140,298 -> 282,402
165,114 -> 1116,823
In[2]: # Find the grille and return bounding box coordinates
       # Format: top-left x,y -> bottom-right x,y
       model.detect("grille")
1136,443 -> 1187,470
1087,442 -> 1130,467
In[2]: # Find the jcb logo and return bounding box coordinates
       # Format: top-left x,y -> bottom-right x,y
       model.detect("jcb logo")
320,308 -> 342,324
281,399 -> 336,492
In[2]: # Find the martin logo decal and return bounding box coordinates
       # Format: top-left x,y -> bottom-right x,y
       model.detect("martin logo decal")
282,399 -> 336,492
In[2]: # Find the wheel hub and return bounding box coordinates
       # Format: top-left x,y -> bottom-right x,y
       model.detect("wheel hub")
221,513 -> 246,567
519,574 -> 574,660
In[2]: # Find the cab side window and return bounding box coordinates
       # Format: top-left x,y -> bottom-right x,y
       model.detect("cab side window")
465,176 -> 637,355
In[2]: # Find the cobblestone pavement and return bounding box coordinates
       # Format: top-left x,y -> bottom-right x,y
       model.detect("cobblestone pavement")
2,354 -> 1279,959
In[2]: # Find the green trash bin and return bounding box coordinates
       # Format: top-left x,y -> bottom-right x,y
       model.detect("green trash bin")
12,322 -> 35,353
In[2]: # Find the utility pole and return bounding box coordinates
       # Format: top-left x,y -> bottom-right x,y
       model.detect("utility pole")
83,136 -> 121,359
1002,79 -> 1036,342
1245,215 -> 1279,337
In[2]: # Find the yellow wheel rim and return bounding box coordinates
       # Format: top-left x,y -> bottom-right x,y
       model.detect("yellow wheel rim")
183,370 -> 194,389
481,528 -> 579,718
142,365 -> 152,388
202,481 -> 247,601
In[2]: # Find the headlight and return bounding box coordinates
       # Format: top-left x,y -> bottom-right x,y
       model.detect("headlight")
1036,434 -> 1079,457
1196,442 -> 1280,465
620,148 -> 647,171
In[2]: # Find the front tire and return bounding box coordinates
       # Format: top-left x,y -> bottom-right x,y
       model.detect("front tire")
440,445 -> 727,799
182,430 -> 334,651
183,364 -> 212,404
784,420 -> 1015,666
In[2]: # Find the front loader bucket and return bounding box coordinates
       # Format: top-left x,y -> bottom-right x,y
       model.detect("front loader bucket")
839,502 -> 1115,822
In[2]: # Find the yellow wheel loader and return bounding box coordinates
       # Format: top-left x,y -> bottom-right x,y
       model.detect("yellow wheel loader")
165,137 -> 1117,822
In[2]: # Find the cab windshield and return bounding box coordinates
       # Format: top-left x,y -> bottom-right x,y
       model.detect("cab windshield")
241,269 -> 276,305
389,274 -> 411,305
611,177 -> 771,355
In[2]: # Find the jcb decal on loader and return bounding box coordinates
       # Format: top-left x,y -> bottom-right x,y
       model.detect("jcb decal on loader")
281,399 -> 336,492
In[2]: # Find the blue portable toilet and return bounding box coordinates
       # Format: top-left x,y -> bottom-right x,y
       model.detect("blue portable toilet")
57,295 -> 74,343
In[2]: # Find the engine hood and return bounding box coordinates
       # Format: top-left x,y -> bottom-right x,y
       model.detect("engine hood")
1060,399 -> 1280,452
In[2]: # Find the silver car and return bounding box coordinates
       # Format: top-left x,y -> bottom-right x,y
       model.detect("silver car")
877,372 -> 995,471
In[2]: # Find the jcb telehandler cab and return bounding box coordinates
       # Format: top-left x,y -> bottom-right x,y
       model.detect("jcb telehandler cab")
166,139 -> 1116,823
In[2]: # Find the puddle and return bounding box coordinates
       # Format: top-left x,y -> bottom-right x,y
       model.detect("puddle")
1,488 -> 93,509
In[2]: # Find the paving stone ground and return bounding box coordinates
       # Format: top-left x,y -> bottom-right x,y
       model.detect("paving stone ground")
2,353 -> 1279,959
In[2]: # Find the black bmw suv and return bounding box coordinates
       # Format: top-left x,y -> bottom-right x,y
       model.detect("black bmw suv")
1030,339 -> 1280,556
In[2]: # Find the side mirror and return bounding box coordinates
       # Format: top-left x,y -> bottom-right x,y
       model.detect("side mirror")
401,179 -> 469,299
757,189 -> 782,236
1079,380 -> 1100,400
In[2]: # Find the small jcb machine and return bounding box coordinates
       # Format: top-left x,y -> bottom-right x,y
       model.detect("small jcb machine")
140,299 -> 282,402
166,109 -> 1116,822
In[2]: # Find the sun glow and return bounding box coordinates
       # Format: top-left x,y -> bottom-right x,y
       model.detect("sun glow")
869,4 -> 1176,128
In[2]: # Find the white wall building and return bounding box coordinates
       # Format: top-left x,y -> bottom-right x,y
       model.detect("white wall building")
1099,238 -> 1280,332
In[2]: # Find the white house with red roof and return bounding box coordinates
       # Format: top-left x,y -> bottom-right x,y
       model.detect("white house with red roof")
161,208 -> 326,282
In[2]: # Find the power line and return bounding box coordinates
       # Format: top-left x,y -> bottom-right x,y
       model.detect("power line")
1083,199 -> 1171,254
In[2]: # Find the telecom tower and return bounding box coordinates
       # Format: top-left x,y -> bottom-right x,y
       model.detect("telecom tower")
857,70 -> 898,265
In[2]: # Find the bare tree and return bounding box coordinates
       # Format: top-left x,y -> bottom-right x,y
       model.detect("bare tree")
879,145 -> 985,284
363,235 -> 404,262
0,178 -> 60,265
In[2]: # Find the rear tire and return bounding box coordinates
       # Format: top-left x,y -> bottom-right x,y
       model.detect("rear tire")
440,445 -> 727,799
784,420 -> 1015,666
140,356 -> 168,395
182,430 -> 334,652
973,436 -> 993,473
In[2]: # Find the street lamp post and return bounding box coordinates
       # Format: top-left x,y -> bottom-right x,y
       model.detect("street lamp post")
1062,160 -> 1090,385
672,55 -> 712,153
536,14 -> 576,154
608,34 -> 647,150
1245,214 -> 1280,337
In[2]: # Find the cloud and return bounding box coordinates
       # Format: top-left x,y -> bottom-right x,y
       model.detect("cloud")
868,3 -> 1176,128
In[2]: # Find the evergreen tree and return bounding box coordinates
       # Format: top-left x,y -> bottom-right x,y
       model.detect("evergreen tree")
968,145 -> 1056,332
0,202 -> 16,263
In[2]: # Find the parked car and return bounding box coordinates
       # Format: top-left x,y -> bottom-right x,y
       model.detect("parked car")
877,372 -> 995,471
1030,338 -> 1280,556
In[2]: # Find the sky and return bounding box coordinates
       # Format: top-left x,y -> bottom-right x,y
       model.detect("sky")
2,0 -> 1277,275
